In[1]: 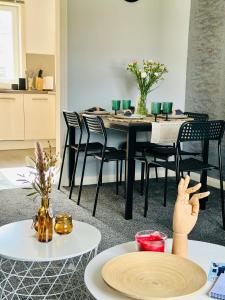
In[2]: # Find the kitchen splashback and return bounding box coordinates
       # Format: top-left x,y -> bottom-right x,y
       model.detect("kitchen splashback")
26,53 -> 55,78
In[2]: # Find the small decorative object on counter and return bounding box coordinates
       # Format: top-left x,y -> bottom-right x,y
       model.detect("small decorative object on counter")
11,83 -> 18,90
135,230 -> 167,252
20,141 -> 58,243
19,78 -> 26,90
54,212 -> 73,235
36,69 -> 44,91
127,60 -> 168,116
28,77 -> 33,90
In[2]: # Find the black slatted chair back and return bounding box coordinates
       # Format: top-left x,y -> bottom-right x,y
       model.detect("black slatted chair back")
178,120 -> 225,143
63,111 -> 81,129
82,114 -> 106,136
184,112 -> 209,121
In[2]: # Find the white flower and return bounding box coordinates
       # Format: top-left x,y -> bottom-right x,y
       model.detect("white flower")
141,72 -> 147,78
148,60 -> 153,64
154,72 -> 159,77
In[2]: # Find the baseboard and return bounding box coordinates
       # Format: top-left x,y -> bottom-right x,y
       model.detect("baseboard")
0,139 -> 56,150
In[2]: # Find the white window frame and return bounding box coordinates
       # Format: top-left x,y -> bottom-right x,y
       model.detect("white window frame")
0,1 -> 25,88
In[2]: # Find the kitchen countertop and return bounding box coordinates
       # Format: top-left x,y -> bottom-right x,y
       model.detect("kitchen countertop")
0,89 -> 56,95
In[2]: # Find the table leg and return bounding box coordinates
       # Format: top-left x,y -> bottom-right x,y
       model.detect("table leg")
69,127 -> 75,185
125,127 -> 136,220
200,139 -> 209,210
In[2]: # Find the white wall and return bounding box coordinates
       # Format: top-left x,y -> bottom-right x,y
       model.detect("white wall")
153,0 -> 191,110
68,0 -> 190,112
66,0 -> 191,182
25,0 -> 55,54
68,0 -> 161,112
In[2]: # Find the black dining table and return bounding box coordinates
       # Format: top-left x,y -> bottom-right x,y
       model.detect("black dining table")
68,115 -> 209,220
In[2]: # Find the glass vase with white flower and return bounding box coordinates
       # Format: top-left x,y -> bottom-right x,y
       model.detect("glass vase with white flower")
127,60 -> 168,116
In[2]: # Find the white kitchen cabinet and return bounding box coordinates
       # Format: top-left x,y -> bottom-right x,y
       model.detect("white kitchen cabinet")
24,94 -> 56,140
0,93 -> 24,140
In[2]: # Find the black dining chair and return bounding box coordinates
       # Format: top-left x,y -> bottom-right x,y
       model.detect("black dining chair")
77,114 -> 126,216
137,112 -> 209,194
57,111 -> 104,196
145,120 -> 225,229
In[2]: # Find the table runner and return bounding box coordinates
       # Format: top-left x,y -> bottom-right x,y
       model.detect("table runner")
151,120 -> 186,144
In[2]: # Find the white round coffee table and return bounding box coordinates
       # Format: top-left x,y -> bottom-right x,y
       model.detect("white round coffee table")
85,239 -> 225,300
0,219 -> 101,299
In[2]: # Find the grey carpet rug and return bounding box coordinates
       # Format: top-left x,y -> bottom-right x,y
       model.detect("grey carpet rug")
0,177 -> 225,250
0,178 -> 225,299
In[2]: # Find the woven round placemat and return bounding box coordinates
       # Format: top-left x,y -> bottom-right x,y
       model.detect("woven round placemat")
102,252 -> 207,300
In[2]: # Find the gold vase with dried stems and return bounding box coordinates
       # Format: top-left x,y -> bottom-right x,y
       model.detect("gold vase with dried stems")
20,142 -> 57,243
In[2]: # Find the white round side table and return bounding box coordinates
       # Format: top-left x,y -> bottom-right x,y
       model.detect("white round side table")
0,219 -> 101,299
85,239 -> 225,300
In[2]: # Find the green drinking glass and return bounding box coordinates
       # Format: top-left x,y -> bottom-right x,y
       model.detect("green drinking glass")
162,102 -> 173,120
122,99 -> 131,110
112,100 -> 121,115
151,102 -> 161,121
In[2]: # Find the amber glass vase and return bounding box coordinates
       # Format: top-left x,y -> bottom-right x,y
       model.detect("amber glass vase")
37,196 -> 53,243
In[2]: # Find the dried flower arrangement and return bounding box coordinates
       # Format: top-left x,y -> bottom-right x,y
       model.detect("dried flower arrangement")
19,141 -> 58,199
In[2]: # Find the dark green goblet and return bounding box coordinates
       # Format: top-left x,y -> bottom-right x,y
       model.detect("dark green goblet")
112,100 -> 121,115
122,99 -> 131,110
151,102 -> 161,122
162,102 -> 173,120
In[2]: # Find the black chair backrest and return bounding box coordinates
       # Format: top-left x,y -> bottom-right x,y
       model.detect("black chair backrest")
63,111 -> 81,129
82,114 -> 107,137
184,112 -> 209,121
177,120 -> 225,143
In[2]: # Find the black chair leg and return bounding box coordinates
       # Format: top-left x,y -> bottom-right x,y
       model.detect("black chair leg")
77,150 -> 88,205
69,149 -> 80,199
93,160 -> 104,217
99,172 -> 103,186
116,160 -> 119,195
124,159 -> 127,197
58,131 -> 69,190
219,172 -> 225,230
163,167 -> 168,207
119,160 -> 123,185
218,157 -> 225,230
140,162 -> 145,196
154,157 -> 158,182
144,164 -> 150,217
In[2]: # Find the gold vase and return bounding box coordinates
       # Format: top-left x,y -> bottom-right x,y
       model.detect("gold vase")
37,196 -> 53,243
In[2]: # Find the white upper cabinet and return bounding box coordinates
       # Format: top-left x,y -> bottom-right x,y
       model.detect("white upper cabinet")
25,0 -> 55,54
0,93 -> 24,140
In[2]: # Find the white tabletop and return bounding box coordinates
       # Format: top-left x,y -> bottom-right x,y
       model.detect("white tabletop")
85,239 -> 225,300
0,219 -> 101,262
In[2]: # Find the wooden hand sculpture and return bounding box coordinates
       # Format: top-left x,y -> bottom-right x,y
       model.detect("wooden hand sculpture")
172,175 -> 210,258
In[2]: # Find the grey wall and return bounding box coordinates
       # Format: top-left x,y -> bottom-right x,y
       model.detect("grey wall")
186,0 -> 225,178
67,0 -> 191,182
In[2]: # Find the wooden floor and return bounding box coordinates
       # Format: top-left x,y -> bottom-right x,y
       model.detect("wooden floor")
0,148 -> 56,168
0,149 -> 35,168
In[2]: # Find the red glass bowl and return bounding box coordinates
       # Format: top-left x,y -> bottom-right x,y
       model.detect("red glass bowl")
135,230 -> 167,252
